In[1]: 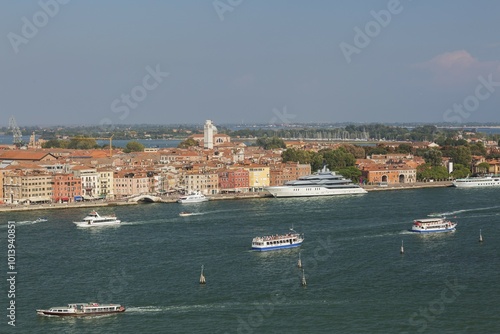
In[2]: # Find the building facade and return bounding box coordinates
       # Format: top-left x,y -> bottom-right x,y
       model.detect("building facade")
218,168 -> 249,192
52,174 -> 82,203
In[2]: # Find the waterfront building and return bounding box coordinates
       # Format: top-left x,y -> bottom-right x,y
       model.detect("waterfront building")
3,169 -> 52,204
269,162 -> 311,186
182,171 -> 219,195
2,169 -> 22,204
242,164 -> 270,192
361,164 -> 417,184
368,154 -> 415,164
113,170 -> 152,198
486,159 -> 500,174
218,167 -> 249,193
71,166 -> 101,199
98,168 -> 115,199
52,173 -> 82,203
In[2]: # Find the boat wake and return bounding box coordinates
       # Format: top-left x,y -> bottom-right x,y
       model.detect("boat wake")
126,303 -> 236,314
120,219 -> 176,226
428,205 -> 500,217
0,220 -> 39,228
336,231 -> 403,242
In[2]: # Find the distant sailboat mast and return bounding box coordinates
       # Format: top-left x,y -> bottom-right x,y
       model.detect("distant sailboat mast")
199,265 -> 206,284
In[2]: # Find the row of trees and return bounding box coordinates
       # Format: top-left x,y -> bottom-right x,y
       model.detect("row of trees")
42,138 -> 145,152
282,147 -> 362,182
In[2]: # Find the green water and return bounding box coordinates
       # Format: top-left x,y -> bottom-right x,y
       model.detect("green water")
1,187 -> 499,333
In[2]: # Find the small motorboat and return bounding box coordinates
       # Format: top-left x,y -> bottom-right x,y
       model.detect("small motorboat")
179,211 -> 193,217
34,217 -> 48,223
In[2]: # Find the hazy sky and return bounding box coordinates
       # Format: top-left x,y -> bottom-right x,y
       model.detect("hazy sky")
1,0 -> 500,127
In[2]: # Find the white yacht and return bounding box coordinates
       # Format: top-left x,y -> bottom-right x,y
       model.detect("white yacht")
73,211 -> 121,227
452,175 -> 500,188
265,166 -> 367,198
177,191 -> 208,204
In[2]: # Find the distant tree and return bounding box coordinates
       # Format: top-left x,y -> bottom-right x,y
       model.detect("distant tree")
396,143 -> 413,154
470,142 -> 487,157
476,162 -> 490,174
177,138 -> 199,148
423,149 -> 443,167
416,164 -> 449,181
310,154 -> 325,171
282,148 -> 314,165
320,147 -> 356,170
447,146 -> 472,167
417,163 -> 432,181
124,141 -> 145,153
365,144 -> 389,156
67,137 -> 98,149
255,137 -> 286,150
338,166 -> 362,183
42,139 -> 69,148
432,166 -> 450,180
340,144 -> 366,159
451,164 -> 471,179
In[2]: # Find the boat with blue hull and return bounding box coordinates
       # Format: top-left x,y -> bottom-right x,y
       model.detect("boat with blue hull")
251,229 -> 304,251
409,217 -> 457,233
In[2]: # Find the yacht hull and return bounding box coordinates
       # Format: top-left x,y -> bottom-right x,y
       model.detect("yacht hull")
265,186 -> 367,198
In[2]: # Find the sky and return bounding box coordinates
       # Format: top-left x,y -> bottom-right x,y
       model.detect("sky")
1,0 -> 500,127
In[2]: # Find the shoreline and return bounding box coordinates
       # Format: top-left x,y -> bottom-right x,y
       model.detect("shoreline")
0,182 -> 453,213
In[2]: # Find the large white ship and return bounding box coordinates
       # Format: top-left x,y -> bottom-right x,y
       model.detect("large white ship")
452,175 -> 500,188
265,166 -> 367,198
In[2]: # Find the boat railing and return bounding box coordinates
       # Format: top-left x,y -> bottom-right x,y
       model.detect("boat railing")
253,233 -> 300,242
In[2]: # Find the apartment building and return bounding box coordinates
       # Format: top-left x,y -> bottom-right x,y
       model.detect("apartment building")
52,173 -> 82,203
218,167 -> 249,193
182,171 -> 219,195
71,166 -> 101,199
269,162 -> 311,186
113,171 -> 152,198
242,164 -> 270,192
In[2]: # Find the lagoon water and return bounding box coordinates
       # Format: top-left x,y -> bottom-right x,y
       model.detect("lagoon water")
1,187 -> 500,333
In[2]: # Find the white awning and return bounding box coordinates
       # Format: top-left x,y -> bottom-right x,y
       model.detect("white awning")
28,197 -> 51,202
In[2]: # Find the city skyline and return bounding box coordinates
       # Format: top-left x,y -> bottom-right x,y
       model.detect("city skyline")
1,1 -> 500,127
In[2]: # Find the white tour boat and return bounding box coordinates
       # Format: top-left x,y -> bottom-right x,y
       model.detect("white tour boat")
409,217 -> 457,233
73,211 -> 121,227
252,229 -> 304,251
452,175 -> 500,188
177,191 -> 208,204
36,302 -> 125,317
265,165 -> 367,198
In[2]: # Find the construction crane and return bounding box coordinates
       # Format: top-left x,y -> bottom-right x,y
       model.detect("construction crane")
95,134 -> 114,157
8,116 -> 23,146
